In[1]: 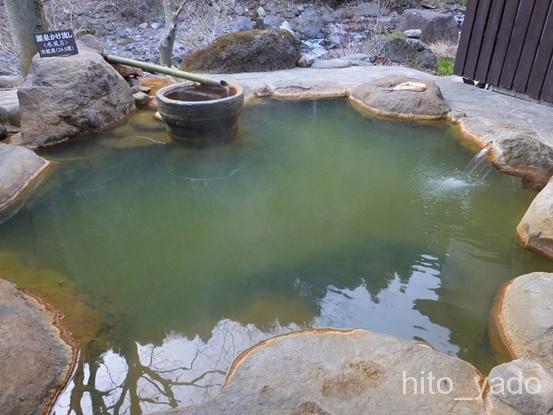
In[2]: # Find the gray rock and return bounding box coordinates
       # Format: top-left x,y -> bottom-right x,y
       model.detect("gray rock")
7,106 -> 20,127
351,1 -> 383,17
0,75 -> 23,89
181,29 -> 301,74
133,91 -> 150,106
78,33 -> 104,54
280,20 -> 294,34
0,144 -> 50,221
234,4 -> 245,15
296,54 -> 315,67
0,280 -> 74,415
257,6 -> 266,17
487,127 -> 553,190
311,58 -> 351,69
293,9 -> 324,39
234,16 -> 254,32
0,106 -> 7,124
486,359 -> 553,415
399,9 -> 459,43
18,42 -> 134,147
138,22 -> 149,29
350,76 -> 450,119
491,273 -> 553,372
382,38 -> 437,70
346,53 -> 374,66
157,329 -> 487,414
404,29 -> 422,39
263,15 -> 284,29
151,22 -> 160,29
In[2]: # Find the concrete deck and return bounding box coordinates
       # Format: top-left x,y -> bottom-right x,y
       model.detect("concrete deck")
221,66 -> 553,150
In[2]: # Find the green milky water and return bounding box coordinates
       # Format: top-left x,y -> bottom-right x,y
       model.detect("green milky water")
1,99 -> 551,414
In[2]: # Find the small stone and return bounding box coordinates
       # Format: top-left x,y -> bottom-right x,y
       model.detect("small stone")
280,20 -> 294,34
257,7 -> 266,17
151,22 -> 160,29
296,54 -> 315,67
138,22 -> 149,29
404,29 -> 422,39
133,92 -> 150,106
234,5 -> 245,15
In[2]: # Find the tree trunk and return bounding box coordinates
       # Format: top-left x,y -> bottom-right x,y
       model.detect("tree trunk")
4,0 -> 48,76
158,0 -> 185,67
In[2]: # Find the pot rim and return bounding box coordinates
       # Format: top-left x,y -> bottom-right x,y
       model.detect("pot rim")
156,82 -> 244,106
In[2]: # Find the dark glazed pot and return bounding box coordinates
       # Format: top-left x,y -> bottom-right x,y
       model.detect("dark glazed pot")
156,82 -> 244,143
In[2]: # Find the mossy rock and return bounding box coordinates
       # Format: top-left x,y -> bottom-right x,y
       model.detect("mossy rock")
180,29 -> 301,74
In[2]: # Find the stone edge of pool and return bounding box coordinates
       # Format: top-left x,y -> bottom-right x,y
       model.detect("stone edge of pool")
2,65 -> 553,414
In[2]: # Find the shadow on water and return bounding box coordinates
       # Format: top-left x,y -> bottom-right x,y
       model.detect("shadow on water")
0,101 -> 551,414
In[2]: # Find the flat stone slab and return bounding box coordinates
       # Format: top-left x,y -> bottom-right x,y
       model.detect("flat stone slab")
491,272 -> 553,372
0,143 -> 50,223
158,329 -> 487,414
0,279 -> 74,415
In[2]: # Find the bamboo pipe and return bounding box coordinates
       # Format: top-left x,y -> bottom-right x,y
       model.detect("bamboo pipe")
104,54 -> 227,87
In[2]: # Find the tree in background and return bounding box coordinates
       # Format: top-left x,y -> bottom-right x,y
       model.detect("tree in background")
159,0 -> 186,67
4,0 -> 48,75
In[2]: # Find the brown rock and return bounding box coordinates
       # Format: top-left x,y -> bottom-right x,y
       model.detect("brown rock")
491,272 -> 553,371
155,329 -> 486,414
0,279 -> 75,415
350,75 -> 450,119
0,144 -> 50,223
517,181 -> 553,258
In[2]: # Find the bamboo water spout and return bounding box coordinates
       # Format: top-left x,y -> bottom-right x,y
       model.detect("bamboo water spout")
103,54 -> 226,87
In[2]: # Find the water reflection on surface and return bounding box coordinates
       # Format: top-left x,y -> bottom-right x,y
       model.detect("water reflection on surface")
0,100 -> 551,415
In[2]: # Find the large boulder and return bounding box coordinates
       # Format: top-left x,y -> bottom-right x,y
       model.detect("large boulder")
517,181 -> 553,257
158,329 -> 487,414
180,29 -> 301,74
0,143 -> 50,223
350,76 -> 450,120
0,279 -> 75,415
18,43 -> 134,147
382,37 -> 437,70
399,9 -> 459,43
491,272 -> 553,371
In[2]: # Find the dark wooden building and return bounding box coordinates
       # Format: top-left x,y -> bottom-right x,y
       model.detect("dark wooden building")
455,0 -> 553,104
